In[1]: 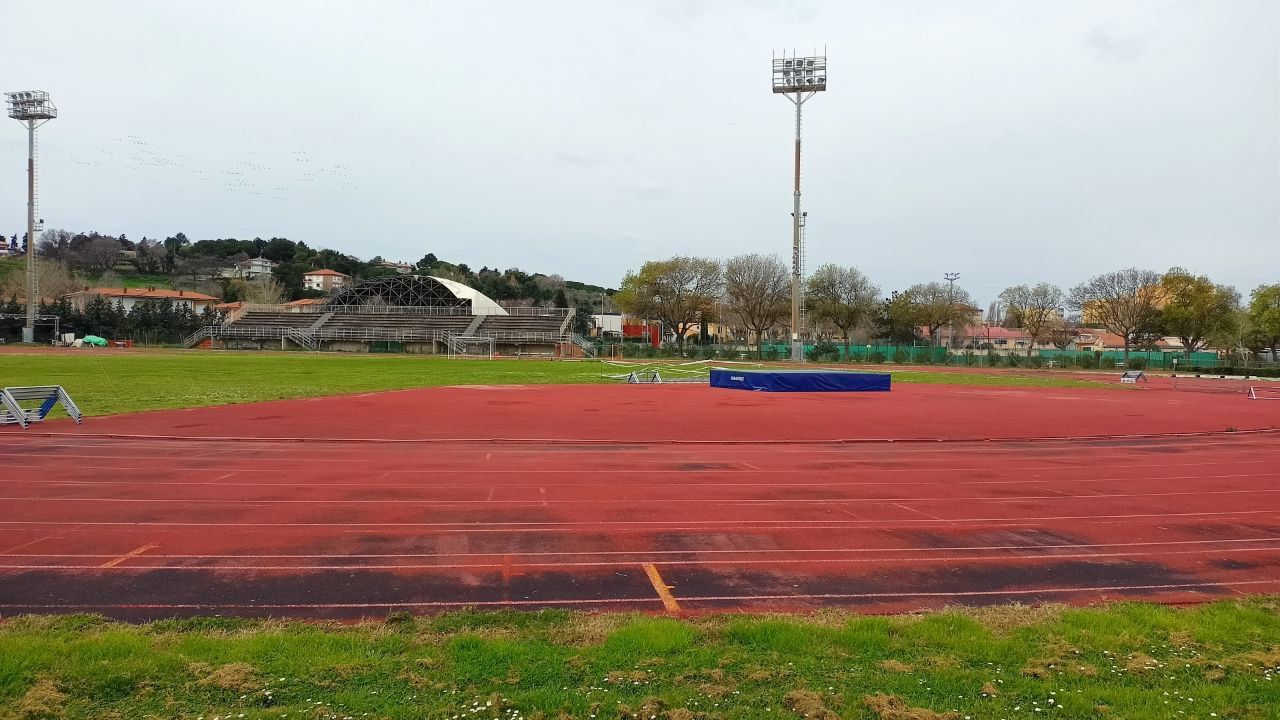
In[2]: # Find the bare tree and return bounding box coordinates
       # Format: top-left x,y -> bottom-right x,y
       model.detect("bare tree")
1045,318 -> 1079,350
615,256 -> 724,351
226,277 -> 286,305
36,228 -> 75,262
998,283 -> 1065,356
133,239 -> 167,274
1,258 -> 82,302
906,281 -> 974,347
806,264 -> 880,346
723,254 -> 790,357
83,236 -> 124,272
1068,268 -> 1162,362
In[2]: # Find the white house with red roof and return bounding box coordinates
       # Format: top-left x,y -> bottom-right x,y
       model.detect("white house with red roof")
302,269 -> 350,292
64,287 -> 219,312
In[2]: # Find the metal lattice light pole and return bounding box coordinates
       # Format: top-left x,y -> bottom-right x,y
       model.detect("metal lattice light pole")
773,51 -> 826,362
5,91 -> 57,344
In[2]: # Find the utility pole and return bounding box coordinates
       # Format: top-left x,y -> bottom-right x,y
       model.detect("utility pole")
772,51 -> 826,362
5,91 -> 57,344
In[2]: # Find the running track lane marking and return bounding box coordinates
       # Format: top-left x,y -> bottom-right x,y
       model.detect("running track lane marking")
99,544 -> 158,568
642,562 -> 681,612
3,578 -> 1278,613
0,508 -> 1274,528
11,543 -> 1280,570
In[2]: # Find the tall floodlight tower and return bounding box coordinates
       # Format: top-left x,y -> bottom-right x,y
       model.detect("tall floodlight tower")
944,272 -> 960,348
5,90 -> 57,344
773,51 -> 826,362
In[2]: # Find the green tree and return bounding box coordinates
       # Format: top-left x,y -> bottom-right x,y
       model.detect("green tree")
906,281 -> 974,347
874,291 -> 920,344
806,264 -> 879,346
572,302 -> 593,337
615,256 -> 723,351
553,288 -> 569,309
1158,268 -> 1240,359
1248,284 -> 1280,357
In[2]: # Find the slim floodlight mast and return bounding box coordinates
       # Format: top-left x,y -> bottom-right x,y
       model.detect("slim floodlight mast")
5,90 -> 57,344
944,272 -> 960,347
773,51 -> 826,362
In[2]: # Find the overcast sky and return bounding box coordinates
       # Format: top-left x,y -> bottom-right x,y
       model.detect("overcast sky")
2,0 -> 1277,304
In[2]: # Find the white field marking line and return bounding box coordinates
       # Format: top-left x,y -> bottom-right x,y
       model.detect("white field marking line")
741,463 -> 762,470
14,536 -> 1280,560
6,487 -> 1279,505
8,471 -> 1275,491
0,509 -> 1272,529
7,543 -> 1280,566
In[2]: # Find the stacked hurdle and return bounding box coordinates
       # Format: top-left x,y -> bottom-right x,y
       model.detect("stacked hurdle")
0,386 -> 83,429
1248,385 -> 1280,400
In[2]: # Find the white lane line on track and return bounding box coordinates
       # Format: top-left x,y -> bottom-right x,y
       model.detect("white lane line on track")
1,579 -> 1277,611
3,487 -> 1278,504
0,509 -> 1274,529
6,542 -> 1280,570
5,471 -> 1275,490
8,536 -> 1280,560
2,457 -> 1275,474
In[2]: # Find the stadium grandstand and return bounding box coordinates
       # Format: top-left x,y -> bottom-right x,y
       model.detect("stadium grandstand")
184,275 -> 593,357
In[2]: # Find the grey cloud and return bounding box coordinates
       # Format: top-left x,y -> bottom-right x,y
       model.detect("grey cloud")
1083,26 -> 1148,63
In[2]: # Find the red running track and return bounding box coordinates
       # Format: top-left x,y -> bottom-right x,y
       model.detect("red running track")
0,382 -> 1278,619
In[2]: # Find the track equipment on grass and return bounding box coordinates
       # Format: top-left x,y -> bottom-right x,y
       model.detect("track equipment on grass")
0,386 -> 82,429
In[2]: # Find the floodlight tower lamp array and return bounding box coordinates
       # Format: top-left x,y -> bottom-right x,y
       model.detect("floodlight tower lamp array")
772,50 -> 826,362
5,90 -> 57,344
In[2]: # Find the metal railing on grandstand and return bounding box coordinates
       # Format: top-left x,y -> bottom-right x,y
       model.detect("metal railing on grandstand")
185,324 -> 576,349
237,303 -> 570,317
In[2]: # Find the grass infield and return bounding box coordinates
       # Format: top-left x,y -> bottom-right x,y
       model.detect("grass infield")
1,601 -> 1278,719
0,350 -> 1106,417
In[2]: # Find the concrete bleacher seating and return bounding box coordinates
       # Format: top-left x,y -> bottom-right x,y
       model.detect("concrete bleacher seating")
220,308 -> 569,349
316,312 -> 473,339
475,315 -> 564,336
232,311 -> 318,329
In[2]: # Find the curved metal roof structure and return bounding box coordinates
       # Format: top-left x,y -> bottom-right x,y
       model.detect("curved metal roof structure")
324,275 -> 508,315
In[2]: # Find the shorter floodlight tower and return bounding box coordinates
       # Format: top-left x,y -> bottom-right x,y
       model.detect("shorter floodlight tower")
5,90 -> 57,343
773,51 -> 826,362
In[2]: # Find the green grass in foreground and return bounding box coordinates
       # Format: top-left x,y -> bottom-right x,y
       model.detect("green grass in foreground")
0,351 -> 1107,417
1,601 -> 1278,719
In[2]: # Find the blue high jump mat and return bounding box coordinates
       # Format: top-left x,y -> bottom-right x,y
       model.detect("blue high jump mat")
709,368 -> 891,392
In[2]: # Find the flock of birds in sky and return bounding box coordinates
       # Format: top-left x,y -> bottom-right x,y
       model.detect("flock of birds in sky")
62,135 -> 359,202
